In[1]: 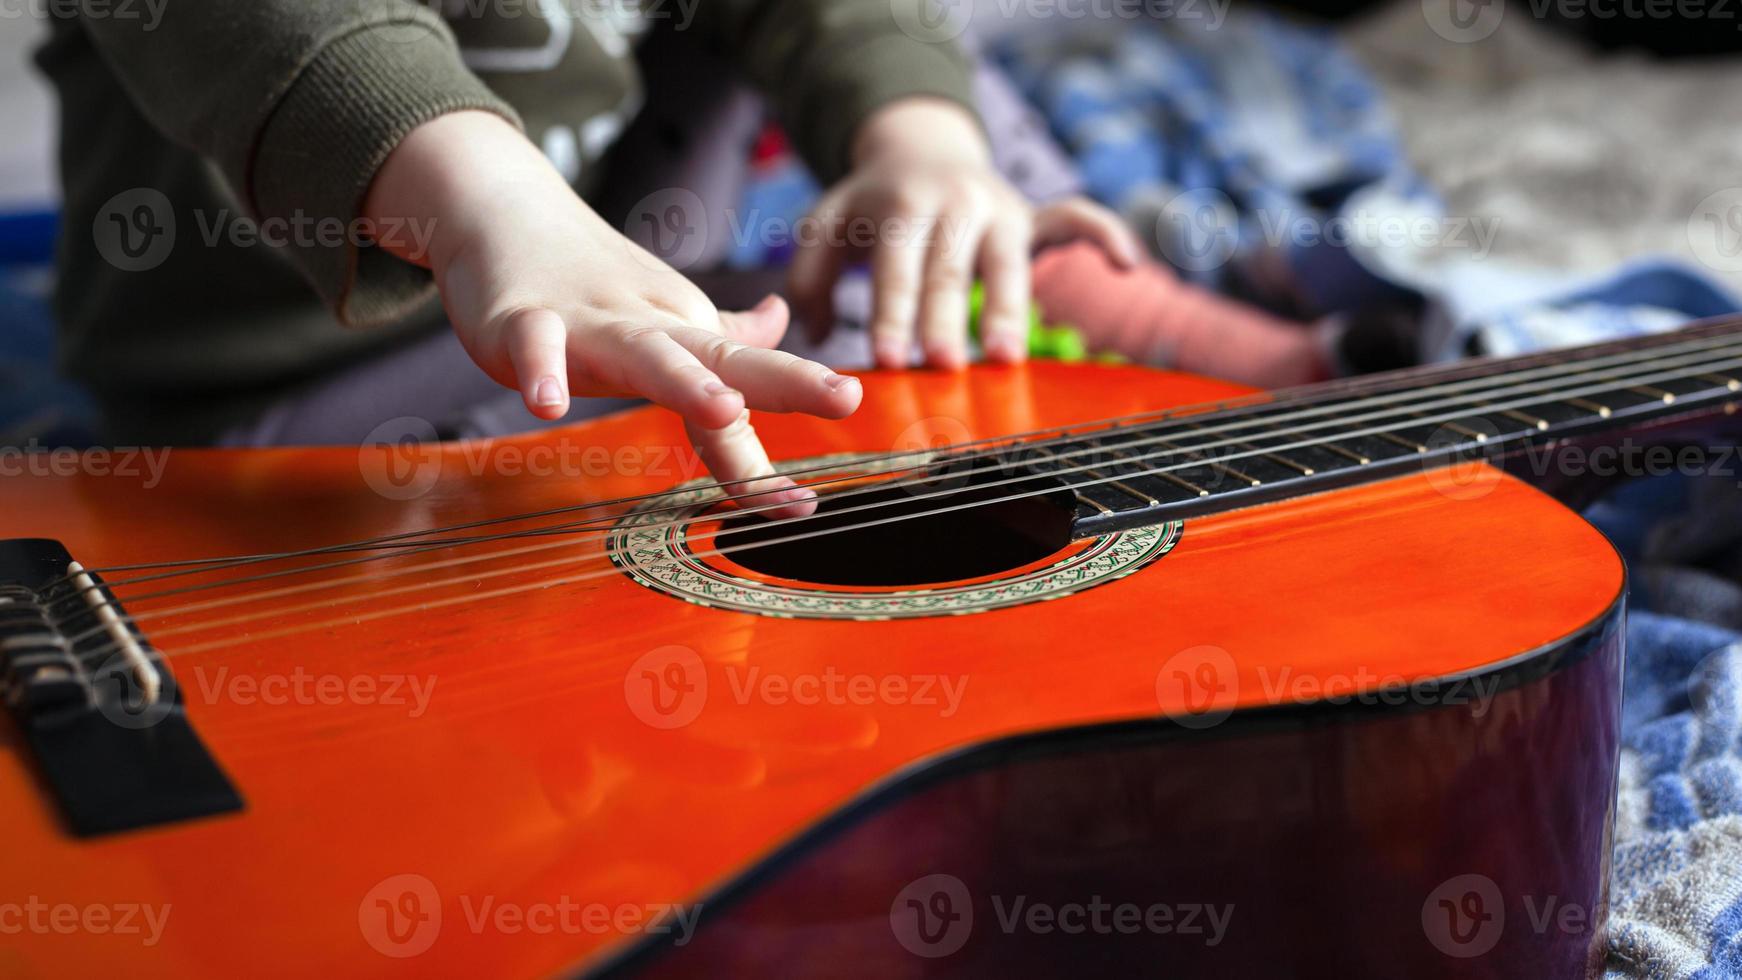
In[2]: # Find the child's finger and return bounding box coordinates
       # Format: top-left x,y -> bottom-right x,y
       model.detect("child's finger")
718,293 -> 792,351
577,321 -> 746,431
502,307 -> 572,420
786,197 -> 849,342
669,323 -> 862,419
1034,199 -> 1144,268
868,228 -> 927,368
978,214 -> 1033,363
917,203 -> 989,370
683,413 -> 819,520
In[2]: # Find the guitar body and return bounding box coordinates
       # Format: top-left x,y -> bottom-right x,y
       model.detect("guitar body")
0,362 -> 1623,978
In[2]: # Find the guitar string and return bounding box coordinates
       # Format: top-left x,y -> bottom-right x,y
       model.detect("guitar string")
57,330 -> 1742,634
51,326 -> 1742,617
61,334 -> 1742,629
61,320 -> 1738,589
60,353 -> 1742,663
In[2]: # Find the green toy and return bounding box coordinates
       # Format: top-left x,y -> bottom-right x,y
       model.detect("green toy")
967,281 -> 1118,363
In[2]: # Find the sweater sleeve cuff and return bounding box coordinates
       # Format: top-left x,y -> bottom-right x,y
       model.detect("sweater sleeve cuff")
791,34 -> 979,185
250,20 -> 522,328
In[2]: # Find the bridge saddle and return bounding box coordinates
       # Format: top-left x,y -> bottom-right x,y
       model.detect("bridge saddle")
0,539 -> 242,837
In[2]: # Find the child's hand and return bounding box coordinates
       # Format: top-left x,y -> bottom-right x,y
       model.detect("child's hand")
788,98 -> 1143,369
365,111 -> 861,515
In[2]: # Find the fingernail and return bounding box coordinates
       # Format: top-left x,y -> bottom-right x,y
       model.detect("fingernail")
823,372 -> 859,391
535,377 -> 565,407
780,486 -> 818,504
926,344 -> 967,370
986,335 -> 1024,362
705,381 -> 738,398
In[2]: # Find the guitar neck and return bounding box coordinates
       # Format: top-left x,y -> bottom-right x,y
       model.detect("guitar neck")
1037,317 -> 1742,537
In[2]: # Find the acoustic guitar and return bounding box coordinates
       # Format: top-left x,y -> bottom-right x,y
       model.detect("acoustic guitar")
3,316 -> 1740,978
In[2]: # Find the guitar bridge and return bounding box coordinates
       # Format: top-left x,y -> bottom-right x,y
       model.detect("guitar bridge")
0,539 -> 242,836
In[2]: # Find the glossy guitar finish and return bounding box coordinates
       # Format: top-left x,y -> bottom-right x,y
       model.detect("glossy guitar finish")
0,362 -> 1626,977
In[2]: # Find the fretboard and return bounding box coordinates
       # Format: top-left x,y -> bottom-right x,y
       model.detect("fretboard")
1008,316 -> 1742,537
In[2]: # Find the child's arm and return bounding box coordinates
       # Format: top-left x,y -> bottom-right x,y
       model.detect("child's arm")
70,0 -> 518,328
362,111 -> 859,515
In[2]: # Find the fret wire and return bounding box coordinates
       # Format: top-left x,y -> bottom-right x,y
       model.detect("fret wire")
1407,411 -> 1489,442
1027,447 -> 1158,507
1106,446 -> 1208,497
1151,436 -> 1263,487
1623,381 -> 1677,403
1486,403 -> 1551,431
1073,493 -> 1114,515
1292,428 -> 1370,465
1318,442 -> 1371,465
1565,397 -> 1612,418
1372,429 -> 1428,453
1177,419 -> 1317,474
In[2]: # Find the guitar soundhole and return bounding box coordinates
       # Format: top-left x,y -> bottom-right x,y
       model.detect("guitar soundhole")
717,470 -> 1076,588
